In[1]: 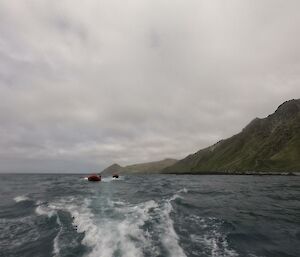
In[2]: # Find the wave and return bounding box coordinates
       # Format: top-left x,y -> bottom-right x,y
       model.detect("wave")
53,215 -> 62,257
13,195 -> 30,202
178,187 -> 188,194
35,204 -> 56,218
168,187 -> 237,257
34,202 -> 64,256
160,200 -> 187,257
168,187 -> 188,202
189,217 -> 238,257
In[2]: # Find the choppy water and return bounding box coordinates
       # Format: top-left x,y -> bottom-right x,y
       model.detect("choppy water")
0,174 -> 299,257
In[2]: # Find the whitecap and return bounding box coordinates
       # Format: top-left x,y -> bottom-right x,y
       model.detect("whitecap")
35,205 -> 56,218
169,193 -> 183,201
102,176 -> 124,182
158,200 -> 187,257
13,195 -> 29,202
168,188 -> 189,202
178,188 -> 188,194
34,202 -> 65,256
53,215 -> 63,257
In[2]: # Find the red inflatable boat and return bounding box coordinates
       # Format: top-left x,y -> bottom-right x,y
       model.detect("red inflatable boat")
87,174 -> 101,181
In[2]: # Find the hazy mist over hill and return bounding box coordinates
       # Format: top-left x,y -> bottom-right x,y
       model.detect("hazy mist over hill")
0,1 -> 300,172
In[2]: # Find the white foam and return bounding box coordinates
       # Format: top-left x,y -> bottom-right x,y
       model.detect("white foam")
169,193 -> 183,201
73,199 -> 156,257
13,195 -> 29,202
203,232 -> 238,257
44,194 -> 187,257
190,218 -> 238,257
168,188 -> 188,201
36,202 -> 63,256
101,177 -> 113,182
35,205 -> 56,218
178,188 -> 188,194
48,198 -> 157,257
102,176 -> 124,182
34,202 -> 63,255
159,199 -> 187,257
53,215 -> 62,257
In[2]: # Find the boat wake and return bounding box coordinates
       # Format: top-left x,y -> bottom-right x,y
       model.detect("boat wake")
34,190 -> 187,257
33,188 -> 237,257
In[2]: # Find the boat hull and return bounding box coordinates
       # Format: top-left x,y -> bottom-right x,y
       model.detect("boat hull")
88,175 -> 101,181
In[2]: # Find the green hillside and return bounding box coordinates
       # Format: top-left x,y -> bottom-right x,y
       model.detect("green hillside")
101,158 -> 178,176
163,99 -> 300,174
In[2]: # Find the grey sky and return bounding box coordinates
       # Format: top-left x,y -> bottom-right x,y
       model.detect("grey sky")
0,0 -> 299,172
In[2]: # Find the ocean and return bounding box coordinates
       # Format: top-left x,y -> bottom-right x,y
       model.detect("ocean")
0,174 -> 299,257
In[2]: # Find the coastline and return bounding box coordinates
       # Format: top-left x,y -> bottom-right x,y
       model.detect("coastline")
161,171 -> 299,176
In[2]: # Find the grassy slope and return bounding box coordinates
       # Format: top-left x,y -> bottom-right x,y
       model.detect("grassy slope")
122,158 -> 178,174
101,158 -> 178,175
163,99 -> 300,173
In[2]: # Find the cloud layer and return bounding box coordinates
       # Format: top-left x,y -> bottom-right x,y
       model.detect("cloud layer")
0,0 -> 299,172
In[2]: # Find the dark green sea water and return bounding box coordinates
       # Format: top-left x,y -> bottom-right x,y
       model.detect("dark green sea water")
0,174 -> 299,257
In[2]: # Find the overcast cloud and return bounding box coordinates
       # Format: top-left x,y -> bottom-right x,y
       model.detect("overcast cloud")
0,0 -> 299,172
